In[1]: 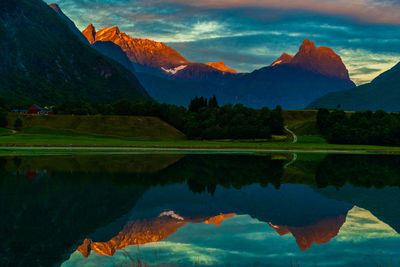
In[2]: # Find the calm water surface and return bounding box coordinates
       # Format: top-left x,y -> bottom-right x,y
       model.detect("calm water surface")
1,153 -> 400,266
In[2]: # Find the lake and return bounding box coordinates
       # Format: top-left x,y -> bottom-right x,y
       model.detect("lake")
1,153 -> 399,266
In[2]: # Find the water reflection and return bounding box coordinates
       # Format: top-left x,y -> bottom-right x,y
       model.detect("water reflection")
1,154 -> 400,266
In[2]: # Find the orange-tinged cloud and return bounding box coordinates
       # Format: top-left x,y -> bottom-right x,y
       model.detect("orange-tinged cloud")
153,0 -> 400,24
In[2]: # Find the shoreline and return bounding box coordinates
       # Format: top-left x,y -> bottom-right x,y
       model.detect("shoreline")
0,145 -> 400,155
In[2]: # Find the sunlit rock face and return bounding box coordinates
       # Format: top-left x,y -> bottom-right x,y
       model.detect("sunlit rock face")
82,25 -> 189,69
77,213 -> 235,257
269,214 -> 347,251
290,39 -> 351,80
270,53 -> 294,67
205,61 -> 237,73
82,24 -> 96,45
270,40 -> 350,81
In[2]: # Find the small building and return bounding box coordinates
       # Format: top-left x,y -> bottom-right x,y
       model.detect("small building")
28,104 -> 41,114
12,105 -> 53,115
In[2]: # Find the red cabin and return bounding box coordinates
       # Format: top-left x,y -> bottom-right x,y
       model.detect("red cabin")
27,104 -> 41,114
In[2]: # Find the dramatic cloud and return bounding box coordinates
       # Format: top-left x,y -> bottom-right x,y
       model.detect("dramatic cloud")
46,0 -> 400,84
154,0 -> 400,24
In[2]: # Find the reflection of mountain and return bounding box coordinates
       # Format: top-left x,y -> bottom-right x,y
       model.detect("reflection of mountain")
3,154 -> 400,266
0,154 -> 184,267
77,183 -> 353,257
314,154 -> 400,233
315,186 -> 400,234
269,214 -> 347,251
78,213 -> 235,257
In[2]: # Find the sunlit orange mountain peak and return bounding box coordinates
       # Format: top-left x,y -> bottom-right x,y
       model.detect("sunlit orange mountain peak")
270,53 -> 294,66
269,214 -> 347,251
82,24 -> 189,69
290,39 -> 350,80
205,61 -> 237,73
269,39 -> 350,81
82,24 -> 96,45
77,213 -> 235,257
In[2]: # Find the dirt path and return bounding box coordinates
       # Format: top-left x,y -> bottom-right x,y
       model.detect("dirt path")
284,126 -> 298,143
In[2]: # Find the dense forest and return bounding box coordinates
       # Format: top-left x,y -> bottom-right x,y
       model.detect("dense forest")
317,108 -> 400,146
54,97 -> 284,139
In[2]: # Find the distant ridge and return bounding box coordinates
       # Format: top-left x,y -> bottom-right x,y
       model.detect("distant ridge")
217,39 -> 355,109
270,39 -> 350,81
308,62 -> 400,111
206,61 -> 237,73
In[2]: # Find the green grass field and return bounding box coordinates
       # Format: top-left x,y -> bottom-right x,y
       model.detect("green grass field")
6,114 -> 185,140
1,112 -> 399,155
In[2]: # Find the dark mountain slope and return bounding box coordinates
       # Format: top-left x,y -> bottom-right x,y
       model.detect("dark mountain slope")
218,64 -> 355,109
218,40 -> 355,109
48,3 -> 89,45
308,63 -> 400,111
0,0 -> 149,106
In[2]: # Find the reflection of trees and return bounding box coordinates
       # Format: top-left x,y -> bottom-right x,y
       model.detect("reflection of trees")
0,154 -> 285,266
0,169 -> 146,266
156,155 -> 285,194
315,155 -> 400,188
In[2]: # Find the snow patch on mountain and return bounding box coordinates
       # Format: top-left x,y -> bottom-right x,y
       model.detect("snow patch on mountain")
159,210 -> 184,221
161,65 -> 187,75
271,60 -> 282,66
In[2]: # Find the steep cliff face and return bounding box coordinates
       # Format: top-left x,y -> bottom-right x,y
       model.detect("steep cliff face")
290,39 -> 351,81
270,40 -> 351,81
83,25 -> 189,69
82,23 -> 96,44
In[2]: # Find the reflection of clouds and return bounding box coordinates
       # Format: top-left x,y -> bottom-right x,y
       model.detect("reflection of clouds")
337,206 -> 398,242
62,213 -> 400,267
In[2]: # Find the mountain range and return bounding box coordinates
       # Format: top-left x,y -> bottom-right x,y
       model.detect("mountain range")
0,0 -> 149,106
216,39 -> 356,109
4,0 -> 397,111
78,22 -> 355,108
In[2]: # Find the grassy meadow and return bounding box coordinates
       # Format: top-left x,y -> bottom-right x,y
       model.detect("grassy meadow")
1,111 -> 400,154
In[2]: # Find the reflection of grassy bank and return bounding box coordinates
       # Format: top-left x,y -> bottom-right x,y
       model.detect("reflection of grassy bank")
3,154 -> 183,174
0,136 -> 399,155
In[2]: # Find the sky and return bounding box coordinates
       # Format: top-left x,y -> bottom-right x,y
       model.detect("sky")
46,0 -> 400,85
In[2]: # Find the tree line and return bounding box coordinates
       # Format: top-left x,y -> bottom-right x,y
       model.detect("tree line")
55,97 -> 284,139
317,108 -> 400,146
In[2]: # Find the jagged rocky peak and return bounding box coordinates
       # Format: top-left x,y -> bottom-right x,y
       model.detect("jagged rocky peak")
271,53 -> 294,66
82,24 -> 96,44
290,39 -> 351,80
206,61 -> 237,73
82,24 -> 189,68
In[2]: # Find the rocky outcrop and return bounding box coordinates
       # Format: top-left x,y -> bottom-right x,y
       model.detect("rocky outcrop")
289,39 -> 350,81
270,53 -> 294,66
206,61 -> 237,73
83,25 -> 189,69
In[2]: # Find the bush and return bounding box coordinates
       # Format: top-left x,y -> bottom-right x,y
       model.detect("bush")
317,108 -> 400,146
14,118 -> 23,130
